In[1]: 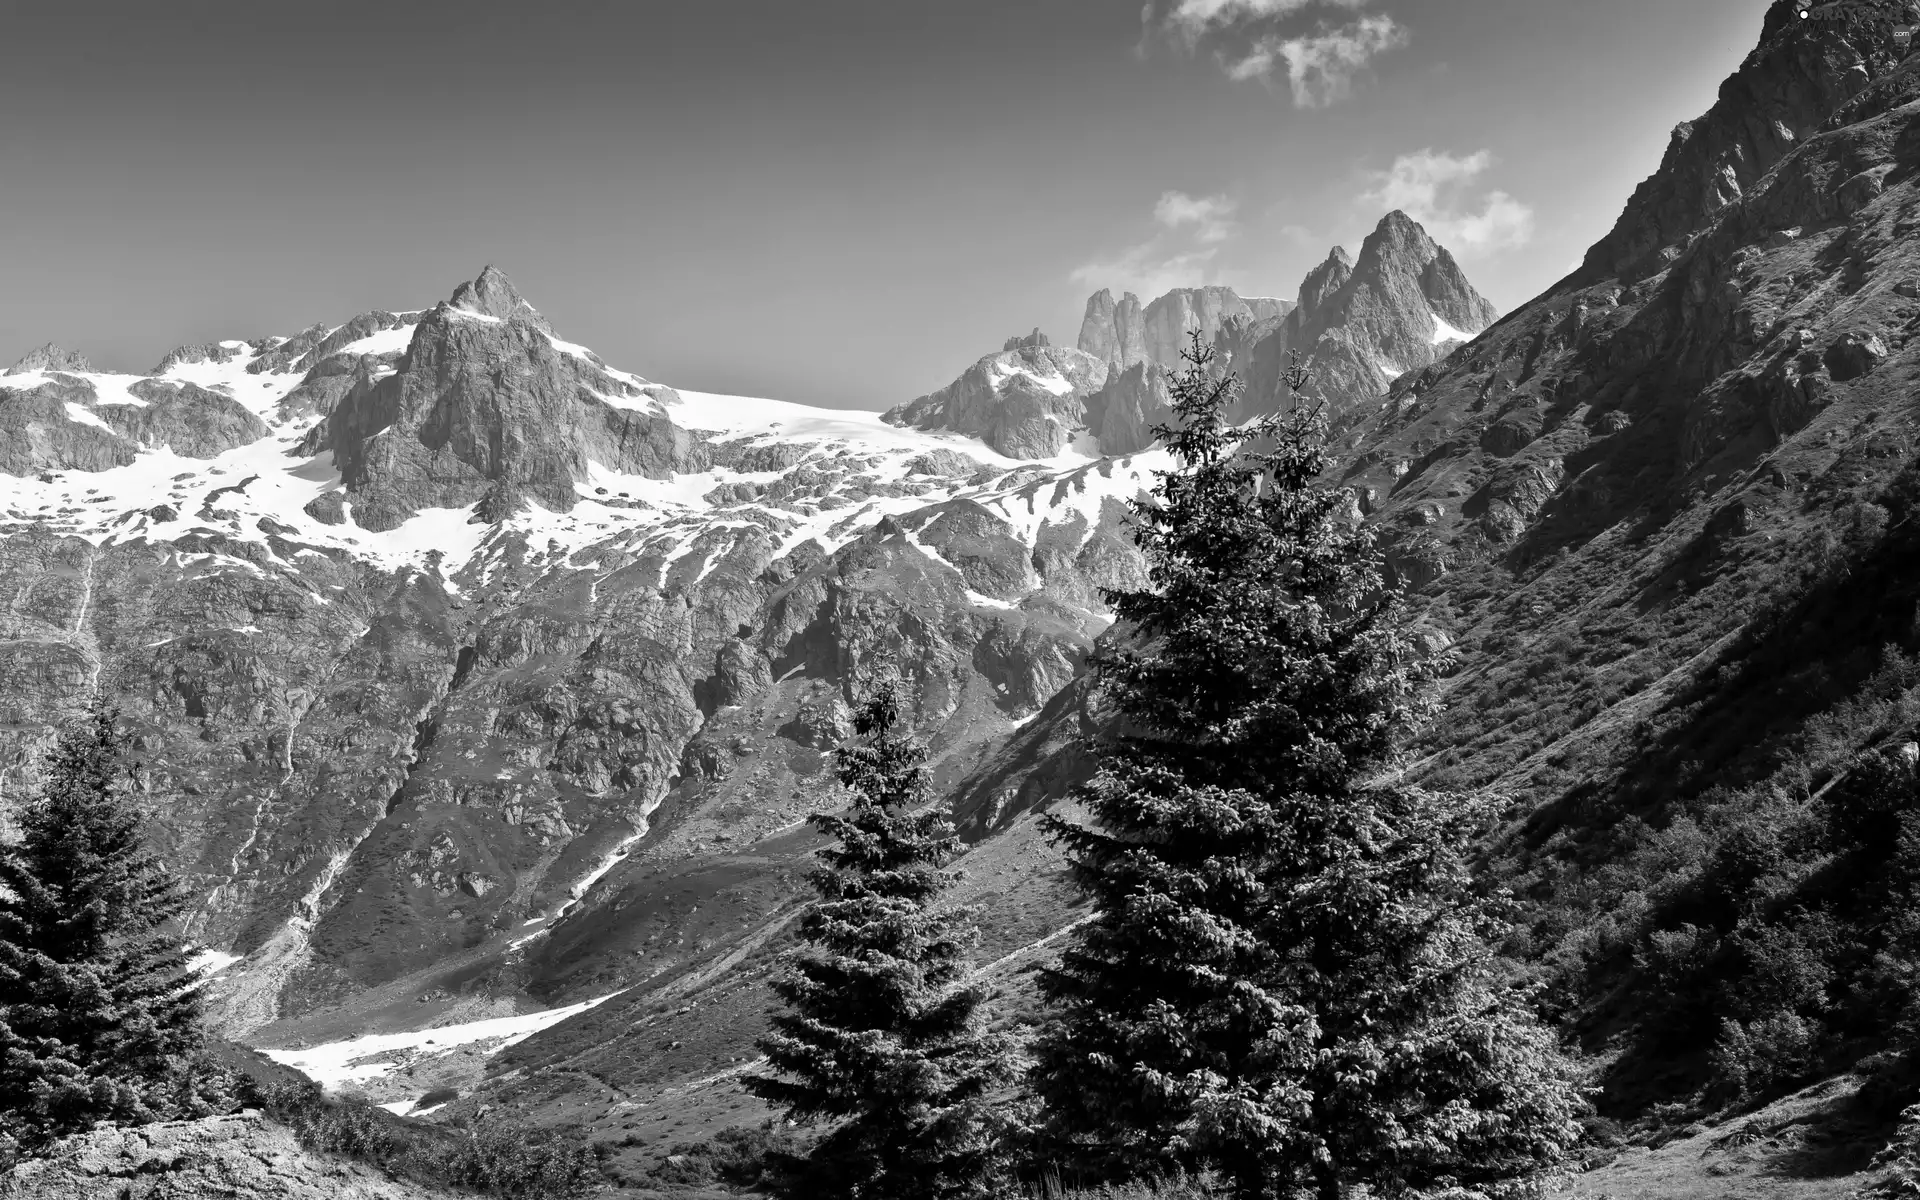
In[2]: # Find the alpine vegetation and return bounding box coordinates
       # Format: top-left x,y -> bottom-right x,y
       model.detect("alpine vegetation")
747,673 -> 1009,1200
1030,335 -> 1588,1200
0,703 -> 229,1162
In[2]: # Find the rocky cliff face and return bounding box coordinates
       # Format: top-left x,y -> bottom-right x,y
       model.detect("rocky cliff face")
1083,361 -> 1174,457
1076,285 -> 1291,368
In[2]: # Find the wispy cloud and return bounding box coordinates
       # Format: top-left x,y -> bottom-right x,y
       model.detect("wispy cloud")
1238,16 -> 1410,106
1072,191 -> 1239,296
1152,191 -> 1237,243
1360,148 -> 1535,255
1143,0 -> 1406,107
1159,0 -> 1366,45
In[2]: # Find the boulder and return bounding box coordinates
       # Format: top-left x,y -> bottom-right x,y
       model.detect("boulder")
1824,331 -> 1889,382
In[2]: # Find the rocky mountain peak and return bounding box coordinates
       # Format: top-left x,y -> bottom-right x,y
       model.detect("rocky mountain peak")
1370,208 -> 1436,251
1346,210 -> 1499,336
1582,0 -> 1917,284
1296,246 -> 1355,315
1211,212 -> 1497,421
300,269 -> 695,530
5,342 -> 92,375
884,340 -> 1109,459
447,264 -> 547,328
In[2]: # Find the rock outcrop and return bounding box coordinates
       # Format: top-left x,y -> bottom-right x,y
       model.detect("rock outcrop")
0,1113 -> 452,1199
1077,289 -> 1148,365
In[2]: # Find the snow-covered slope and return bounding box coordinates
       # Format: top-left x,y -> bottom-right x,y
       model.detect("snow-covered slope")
0,336 -> 1152,590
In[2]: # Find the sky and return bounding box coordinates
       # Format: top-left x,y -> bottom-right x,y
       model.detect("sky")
1,0 -> 1764,410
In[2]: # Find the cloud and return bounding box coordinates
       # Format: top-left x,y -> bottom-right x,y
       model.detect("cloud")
1360,148 -> 1535,255
1158,0 -> 1366,45
1238,15 -> 1410,106
1153,190 -> 1237,243
1073,191 -> 1239,296
1143,0 -> 1405,106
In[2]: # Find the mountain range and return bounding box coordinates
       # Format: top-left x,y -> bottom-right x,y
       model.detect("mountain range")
5,0 -> 1919,1192
883,210 -> 1498,459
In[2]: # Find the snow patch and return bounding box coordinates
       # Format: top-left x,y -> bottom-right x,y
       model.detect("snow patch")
259,990 -> 626,1090
186,948 -> 243,976
989,361 -> 1075,396
1429,311 -> 1477,346
544,332 -> 599,361
338,326 -> 415,357
63,402 -> 111,431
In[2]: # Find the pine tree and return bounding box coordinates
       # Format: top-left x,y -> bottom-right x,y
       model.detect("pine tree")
1030,335 -> 1586,1200
0,702 -> 213,1158
746,674 -> 1007,1200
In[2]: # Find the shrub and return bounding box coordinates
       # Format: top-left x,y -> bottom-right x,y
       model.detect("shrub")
1868,1102 -> 1920,1198
1708,1011 -> 1818,1100
439,1118 -> 603,1200
646,1123 -> 808,1190
255,1079 -> 601,1199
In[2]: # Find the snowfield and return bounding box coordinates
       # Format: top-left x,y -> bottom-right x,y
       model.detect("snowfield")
260,990 -> 627,1091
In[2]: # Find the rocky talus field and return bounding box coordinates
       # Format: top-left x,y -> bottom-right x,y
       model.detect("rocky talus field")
7,2 -> 1920,1196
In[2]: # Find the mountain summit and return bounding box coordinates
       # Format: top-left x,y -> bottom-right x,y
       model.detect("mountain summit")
299,267 -> 693,530
1217,210 -> 1499,420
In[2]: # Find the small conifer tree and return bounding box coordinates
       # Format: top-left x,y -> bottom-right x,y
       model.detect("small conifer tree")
0,702 -> 213,1158
746,673 -> 1006,1200
1030,336 -> 1585,1200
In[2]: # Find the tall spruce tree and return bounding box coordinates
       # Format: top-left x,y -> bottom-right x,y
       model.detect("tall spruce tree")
746,673 -> 1007,1200
1030,336 -> 1585,1200
0,702 -> 211,1158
